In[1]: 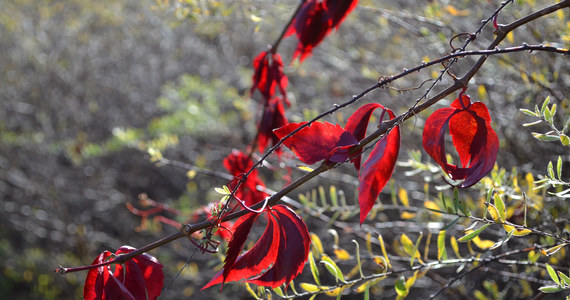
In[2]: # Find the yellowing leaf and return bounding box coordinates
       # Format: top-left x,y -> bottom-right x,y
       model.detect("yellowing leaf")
400,211 -> 416,219
400,234 -> 415,255
372,256 -> 387,269
334,248 -> 351,260
487,204 -> 501,222
378,234 -> 391,268
450,236 -> 461,258
310,233 -> 324,258
507,31 -> 514,43
300,283 -> 325,293
472,236 -> 495,250
324,287 -> 343,297
446,5 -> 470,16
297,165 -> 314,172
399,188 -> 409,207
424,200 -> 442,216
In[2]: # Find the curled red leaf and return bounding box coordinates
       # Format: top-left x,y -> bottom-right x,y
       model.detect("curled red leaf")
289,0 -> 359,61
358,108 -> 400,225
422,95 -> 499,187
203,205 -> 310,289
83,246 -> 164,300
273,121 -> 358,165
251,51 -> 288,104
223,150 -> 268,207
258,97 -> 288,155
345,103 -> 384,171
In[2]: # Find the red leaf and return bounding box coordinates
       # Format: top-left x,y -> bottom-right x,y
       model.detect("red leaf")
223,150 -> 268,207
345,103 -> 384,170
291,0 -> 332,62
251,51 -> 288,103
358,109 -> 400,225
247,205 -> 310,288
274,121 -> 358,165
203,205 -> 310,289
326,0 -> 359,29
83,246 -> 164,300
422,95 -> 499,187
258,97 -> 288,154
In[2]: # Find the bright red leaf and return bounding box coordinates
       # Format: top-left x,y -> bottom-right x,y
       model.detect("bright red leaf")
273,121 -> 358,165
258,96 -> 288,155
358,108 -> 400,224
345,103 -> 384,171
203,205 -> 310,289
422,95 -> 499,187
223,150 -> 268,207
251,51 -> 288,104
84,246 -> 164,300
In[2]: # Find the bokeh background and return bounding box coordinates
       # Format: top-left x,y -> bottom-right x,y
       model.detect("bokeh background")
0,0 -> 568,299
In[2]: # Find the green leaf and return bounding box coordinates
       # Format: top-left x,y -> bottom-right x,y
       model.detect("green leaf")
544,107 -> 553,124
557,271 -> 570,287
551,103 -> 557,118
458,223 -> 491,242
441,217 -> 461,231
308,251 -> 320,286
410,232 -> 423,267
273,286 -> 285,297
394,276 -> 407,296
538,285 -> 564,293
437,231 -> 447,261
541,96 -> 550,115
522,120 -> 543,127
519,108 -> 538,116
329,186 -> 338,207
453,188 -> 460,214
321,255 -> 345,283
557,157 -> 563,180
546,264 -> 560,286
548,161 -> 555,179
560,134 -> 570,146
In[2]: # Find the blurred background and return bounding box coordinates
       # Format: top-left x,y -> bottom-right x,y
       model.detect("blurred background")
0,0 -> 568,299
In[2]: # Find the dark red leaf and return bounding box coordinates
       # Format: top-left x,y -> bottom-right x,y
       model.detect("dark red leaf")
422,95 -> 499,187
345,103 -> 384,170
251,51 -> 288,103
202,211 -> 279,289
223,150 -> 268,207
258,97 -> 288,155
273,121 -> 358,165
326,0 -> 359,29
291,0 -> 333,62
247,205 -> 310,288
358,109 -> 400,225
83,246 -> 164,300
203,205 -> 309,289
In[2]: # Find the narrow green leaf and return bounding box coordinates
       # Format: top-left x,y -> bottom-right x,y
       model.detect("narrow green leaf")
548,161 -> 555,179
441,217 -> 461,231
318,185 -> 327,207
546,264 -> 560,286
329,186 -> 338,207
551,103 -> 557,118
522,120 -> 543,127
321,255 -> 345,283
437,231 -> 446,261
544,107 -> 553,124
557,271 -> 570,287
215,187 -> 227,195
458,223 -> 491,242
308,251 -> 320,286
557,157 -> 563,180
410,232 -> 423,267
352,240 -> 364,278
538,285 -> 564,293
453,188 -> 460,214
519,108 -> 538,116
541,96 -> 550,115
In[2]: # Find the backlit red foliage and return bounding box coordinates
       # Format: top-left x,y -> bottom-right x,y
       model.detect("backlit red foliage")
251,51 -> 289,104
223,150 -> 268,207
83,246 -> 164,300
422,95 -> 499,187
258,97 -> 288,154
202,205 -> 310,289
